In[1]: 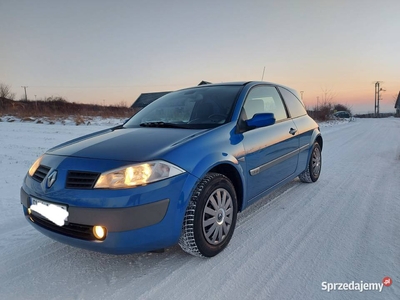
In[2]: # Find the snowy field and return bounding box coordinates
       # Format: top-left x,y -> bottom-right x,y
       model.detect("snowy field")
0,117 -> 399,300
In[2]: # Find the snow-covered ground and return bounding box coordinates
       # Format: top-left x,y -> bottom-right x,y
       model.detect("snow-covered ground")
0,117 -> 399,300
0,115 -> 127,126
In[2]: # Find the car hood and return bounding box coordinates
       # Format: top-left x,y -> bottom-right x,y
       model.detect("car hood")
47,127 -> 206,162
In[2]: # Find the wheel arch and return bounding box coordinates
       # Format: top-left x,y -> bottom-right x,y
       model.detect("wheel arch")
315,134 -> 323,150
209,163 -> 245,212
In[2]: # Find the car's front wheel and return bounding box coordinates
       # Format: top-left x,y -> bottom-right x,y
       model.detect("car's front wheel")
179,173 -> 237,257
299,142 -> 322,183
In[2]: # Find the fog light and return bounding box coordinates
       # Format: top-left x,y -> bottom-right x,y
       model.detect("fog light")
93,225 -> 107,240
28,208 -> 32,215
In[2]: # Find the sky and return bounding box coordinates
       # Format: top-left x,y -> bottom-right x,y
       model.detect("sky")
1,0 -> 399,114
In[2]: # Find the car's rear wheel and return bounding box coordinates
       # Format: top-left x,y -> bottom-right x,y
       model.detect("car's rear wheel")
299,142 -> 322,183
179,172 -> 237,257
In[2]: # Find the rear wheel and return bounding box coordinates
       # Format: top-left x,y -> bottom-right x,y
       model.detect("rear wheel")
299,142 -> 322,183
179,173 -> 237,257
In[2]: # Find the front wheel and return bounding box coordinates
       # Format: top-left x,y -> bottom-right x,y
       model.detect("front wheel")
179,173 -> 238,257
299,142 -> 322,183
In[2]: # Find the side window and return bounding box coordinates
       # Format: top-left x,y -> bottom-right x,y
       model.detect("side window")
243,86 -> 288,122
278,87 -> 307,118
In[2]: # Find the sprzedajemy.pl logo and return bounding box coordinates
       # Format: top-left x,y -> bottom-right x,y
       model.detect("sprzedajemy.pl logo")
322,277 -> 392,293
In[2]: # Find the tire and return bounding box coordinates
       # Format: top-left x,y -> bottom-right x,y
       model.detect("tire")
179,172 -> 238,257
299,142 -> 322,183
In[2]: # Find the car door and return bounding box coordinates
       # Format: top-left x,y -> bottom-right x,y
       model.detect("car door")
241,85 -> 300,201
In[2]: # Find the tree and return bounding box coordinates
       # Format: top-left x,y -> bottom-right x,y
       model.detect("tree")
320,88 -> 336,105
0,83 -> 16,100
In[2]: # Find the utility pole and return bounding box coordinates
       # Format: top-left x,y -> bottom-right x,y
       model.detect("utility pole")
374,81 -> 385,117
300,91 -> 304,101
374,82 -> 379,116
21,86 -> 28,100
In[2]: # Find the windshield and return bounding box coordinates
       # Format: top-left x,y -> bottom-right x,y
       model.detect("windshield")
124,85 -> 242,129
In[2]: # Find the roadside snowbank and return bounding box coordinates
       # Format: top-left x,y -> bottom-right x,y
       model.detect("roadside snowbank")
0,115 -> 127,126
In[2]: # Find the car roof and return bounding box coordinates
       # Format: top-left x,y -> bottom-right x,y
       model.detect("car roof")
181,81 -> 293,89
175,81 -> 301,100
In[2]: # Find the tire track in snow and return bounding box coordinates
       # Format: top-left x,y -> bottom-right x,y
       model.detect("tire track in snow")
1,119 -> 399,300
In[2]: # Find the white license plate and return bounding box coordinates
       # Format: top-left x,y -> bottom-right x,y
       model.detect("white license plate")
30,198 -> 69,226
31,198 -> 67,211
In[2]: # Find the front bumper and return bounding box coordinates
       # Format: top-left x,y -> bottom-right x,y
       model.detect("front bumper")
21,155 -> 199,254
21,188 -> 170,233
21,201 -> 178,254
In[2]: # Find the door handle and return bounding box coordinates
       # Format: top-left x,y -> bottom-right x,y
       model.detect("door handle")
289,128 -> 297,135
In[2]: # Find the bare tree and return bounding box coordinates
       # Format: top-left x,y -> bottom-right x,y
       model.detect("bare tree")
0,83 -> 16,100
320,87 -> 336,105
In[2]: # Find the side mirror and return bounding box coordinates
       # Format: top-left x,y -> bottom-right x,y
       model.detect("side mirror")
246,113 -> 275,129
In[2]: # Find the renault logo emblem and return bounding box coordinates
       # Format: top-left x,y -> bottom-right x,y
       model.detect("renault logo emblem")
47,171 -> 57,188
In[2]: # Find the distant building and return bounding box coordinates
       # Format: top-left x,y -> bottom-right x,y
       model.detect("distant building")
131,91 -> 171,113
130,81 -> 211,112
395,91 -> 400,117
198,80 -> 212,85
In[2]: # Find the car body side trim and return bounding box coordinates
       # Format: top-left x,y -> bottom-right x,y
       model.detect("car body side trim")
299,143 -> 310,153
250,143 -> 309,176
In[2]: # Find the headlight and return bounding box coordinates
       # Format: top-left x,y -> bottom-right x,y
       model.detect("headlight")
28,156 -> 43,177
94,160 -> 185,189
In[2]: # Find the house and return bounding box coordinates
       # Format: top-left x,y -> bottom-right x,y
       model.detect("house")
198,81 -> 212,85
395,91 -> 400,117
130,81 -> 212,112
131,91 -> 171,113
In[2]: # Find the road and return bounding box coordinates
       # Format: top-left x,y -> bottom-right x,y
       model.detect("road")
0,118 -> 399,300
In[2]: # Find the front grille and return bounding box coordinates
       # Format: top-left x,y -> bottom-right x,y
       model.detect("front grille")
32,165 -> 51,182
29,212 -> 96,241
66,171 -> 100,189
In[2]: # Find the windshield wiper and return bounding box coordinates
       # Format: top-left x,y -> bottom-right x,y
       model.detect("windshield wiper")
139,122 -> 186,128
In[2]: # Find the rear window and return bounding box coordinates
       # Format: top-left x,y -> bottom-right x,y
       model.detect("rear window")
278,87 -> 307,118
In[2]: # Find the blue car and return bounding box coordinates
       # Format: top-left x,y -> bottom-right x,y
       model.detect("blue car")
21,81 -> 322,257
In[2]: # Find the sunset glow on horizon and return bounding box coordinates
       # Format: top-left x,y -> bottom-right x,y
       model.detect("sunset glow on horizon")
1,0 -> 399,114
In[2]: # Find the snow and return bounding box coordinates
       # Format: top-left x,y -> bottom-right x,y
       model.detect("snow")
0,115 -> 127,126
0,117 -> 399,300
